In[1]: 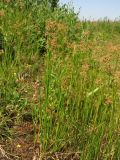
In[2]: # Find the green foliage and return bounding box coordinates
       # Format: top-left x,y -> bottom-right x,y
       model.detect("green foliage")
0,1 -> 120,159
50,0 -> 59,11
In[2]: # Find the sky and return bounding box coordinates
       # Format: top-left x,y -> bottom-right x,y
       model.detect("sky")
59,0 -> 120,20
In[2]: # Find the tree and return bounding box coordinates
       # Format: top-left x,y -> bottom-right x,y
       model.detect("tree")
50,0 -> 59,11
36,0 -> 59,11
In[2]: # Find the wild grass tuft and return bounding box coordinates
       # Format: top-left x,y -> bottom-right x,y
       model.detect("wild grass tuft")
0,1 -> 120,159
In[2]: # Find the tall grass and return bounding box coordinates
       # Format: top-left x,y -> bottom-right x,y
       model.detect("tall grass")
0,1 -> 120,159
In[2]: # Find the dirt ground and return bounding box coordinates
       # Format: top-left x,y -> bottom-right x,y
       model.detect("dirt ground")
0,122 -> 40,160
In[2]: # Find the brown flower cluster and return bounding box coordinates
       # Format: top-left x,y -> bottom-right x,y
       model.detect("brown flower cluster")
113,71 -> 120,84
105,97 -> 113,106
46,20 -> 58,34
100,55 -> 111,64
106,42 -> 120,53
81,63 -> 90,72
0,9 -> 5,17
95,78 -> 103,86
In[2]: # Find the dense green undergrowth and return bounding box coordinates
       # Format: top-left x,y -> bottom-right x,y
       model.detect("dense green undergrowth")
0,1 -> 120,159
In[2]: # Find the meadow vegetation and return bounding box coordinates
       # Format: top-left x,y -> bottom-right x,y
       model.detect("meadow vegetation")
0,1 -> 120,159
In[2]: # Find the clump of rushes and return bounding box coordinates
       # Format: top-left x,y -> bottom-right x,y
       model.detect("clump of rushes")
1,1 -> 120,159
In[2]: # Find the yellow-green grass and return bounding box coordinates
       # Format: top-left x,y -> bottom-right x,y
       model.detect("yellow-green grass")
0,1 -> 120,159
